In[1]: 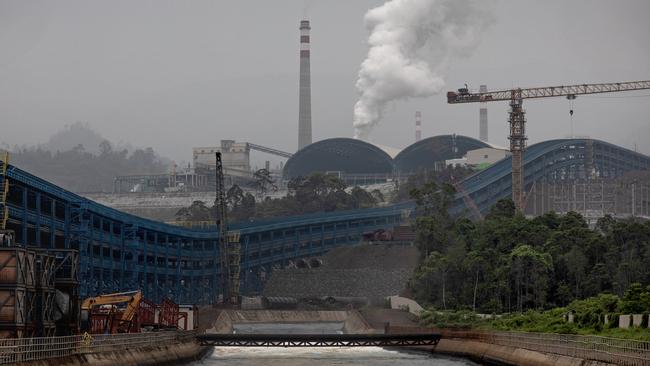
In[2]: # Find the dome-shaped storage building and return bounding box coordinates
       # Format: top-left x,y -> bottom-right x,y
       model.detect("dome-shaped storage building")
395,134 -> 490,175
283,138 -> 395,180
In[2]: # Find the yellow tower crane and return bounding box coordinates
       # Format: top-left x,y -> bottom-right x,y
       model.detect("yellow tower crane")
447,80 -> 650,211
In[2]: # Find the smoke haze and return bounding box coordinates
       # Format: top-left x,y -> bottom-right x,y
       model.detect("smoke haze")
1,1 -> 649,158
353,0 -> 493,140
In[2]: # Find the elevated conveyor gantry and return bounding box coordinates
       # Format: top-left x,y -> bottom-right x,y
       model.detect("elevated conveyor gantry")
447,80 -> 650,211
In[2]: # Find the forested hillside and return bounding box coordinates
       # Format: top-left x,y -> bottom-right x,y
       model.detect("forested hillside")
7,123 -> 169,193
410,181 -> 650,313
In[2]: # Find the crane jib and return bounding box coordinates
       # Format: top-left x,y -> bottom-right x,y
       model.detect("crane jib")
446,79 -> 650,213
447,80 -> 650,104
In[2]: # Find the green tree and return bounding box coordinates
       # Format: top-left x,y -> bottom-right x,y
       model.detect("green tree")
415,251 -> 450,309
509,245 -> 553,311
620,283 -> 650,313
175,200 -> 211,222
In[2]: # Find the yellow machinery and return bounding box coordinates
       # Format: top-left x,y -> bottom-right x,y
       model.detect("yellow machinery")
81,290 -> 143,334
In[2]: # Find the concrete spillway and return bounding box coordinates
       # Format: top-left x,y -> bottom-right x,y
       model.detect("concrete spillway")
208,310 -> 374,335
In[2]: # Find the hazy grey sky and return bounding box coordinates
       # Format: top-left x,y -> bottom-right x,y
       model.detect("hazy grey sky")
1,0 -> 649,165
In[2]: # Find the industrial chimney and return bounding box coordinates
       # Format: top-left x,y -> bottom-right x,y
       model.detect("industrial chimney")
479,84 -> 488,142
298,20 -> 312,151
415,111 -> 422,142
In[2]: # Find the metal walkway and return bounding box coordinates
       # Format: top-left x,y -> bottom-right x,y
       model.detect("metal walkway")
197,333 -> 441,347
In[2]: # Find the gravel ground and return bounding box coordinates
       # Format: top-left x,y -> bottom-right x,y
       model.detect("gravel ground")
263,244 -> 420,299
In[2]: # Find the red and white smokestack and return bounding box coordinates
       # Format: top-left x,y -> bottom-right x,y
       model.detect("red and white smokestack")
298,20 -> 312,150
479,84 -> 488,142
415,111 -> 422,142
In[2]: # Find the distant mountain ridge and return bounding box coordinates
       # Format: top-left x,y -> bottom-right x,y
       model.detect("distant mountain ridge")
8,123 -> 171,193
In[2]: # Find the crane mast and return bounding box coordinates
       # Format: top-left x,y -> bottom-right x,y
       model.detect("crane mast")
215,152 -> 240,305
447,80 -> 650,211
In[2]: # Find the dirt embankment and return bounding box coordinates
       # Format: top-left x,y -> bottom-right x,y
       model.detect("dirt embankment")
196,305 -> 222,333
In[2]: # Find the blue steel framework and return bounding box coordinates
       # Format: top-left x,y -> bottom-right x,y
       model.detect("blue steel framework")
1,138 -> 647,304
453,139 -> 650,215
2,162 -> 407,304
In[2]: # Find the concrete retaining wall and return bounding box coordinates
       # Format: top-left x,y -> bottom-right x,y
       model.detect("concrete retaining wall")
209,310 -> 374,334
433,338 -> 616,366
16,340 -> 210,366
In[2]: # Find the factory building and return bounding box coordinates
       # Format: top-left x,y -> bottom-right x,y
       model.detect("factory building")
283,138 -> 394,185
446,147 -> 511,169
193,140 -> 251,176
283,134 -> 494,183
393,135 -> 490,174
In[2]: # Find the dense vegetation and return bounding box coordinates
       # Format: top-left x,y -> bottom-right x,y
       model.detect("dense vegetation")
410,181 -> 650,315
394,166 -> 475,201
420,285 -> 650,340
176,173 -> 383,223
8,123 -> 169,192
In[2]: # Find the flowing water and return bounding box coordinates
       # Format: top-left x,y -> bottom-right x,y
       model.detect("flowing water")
191,323 -> 478,366
192,346 -> 479,366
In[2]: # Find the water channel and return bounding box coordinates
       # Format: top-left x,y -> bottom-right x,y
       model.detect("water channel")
192,346 -> 479,366
190,323 -> 478,366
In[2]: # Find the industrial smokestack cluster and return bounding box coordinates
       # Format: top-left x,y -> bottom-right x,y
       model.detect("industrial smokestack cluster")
479,84 -> 488,142
298,20 -> 312,151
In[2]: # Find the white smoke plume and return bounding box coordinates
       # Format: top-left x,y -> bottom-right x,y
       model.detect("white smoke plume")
353,0 -> 494,140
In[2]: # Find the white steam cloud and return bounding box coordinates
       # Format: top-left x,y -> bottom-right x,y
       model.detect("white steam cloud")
353,0 -> 494,140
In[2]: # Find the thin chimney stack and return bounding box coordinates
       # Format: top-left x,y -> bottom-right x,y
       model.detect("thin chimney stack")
415,111 -> 422,142
479,84 -> 488,142
298,20 -> 312,150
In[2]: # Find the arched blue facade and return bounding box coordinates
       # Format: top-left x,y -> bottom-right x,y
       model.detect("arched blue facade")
395,134 -> 490,174
283,138 -> 395,179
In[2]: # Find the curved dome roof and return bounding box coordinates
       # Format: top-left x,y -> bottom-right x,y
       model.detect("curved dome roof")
283,138 -> 395,179
395,134 -> 490,174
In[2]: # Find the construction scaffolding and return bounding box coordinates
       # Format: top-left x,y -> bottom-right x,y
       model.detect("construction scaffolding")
524,178 -> 650,224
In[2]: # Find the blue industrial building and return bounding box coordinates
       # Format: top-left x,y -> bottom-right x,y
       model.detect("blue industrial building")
0,137 -> 648,304
1,161 -> 407,304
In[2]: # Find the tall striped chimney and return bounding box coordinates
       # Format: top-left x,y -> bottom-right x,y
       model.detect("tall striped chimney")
479,84 -> 488,142
415,111 -> 422,142
298,20 -> 312,150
